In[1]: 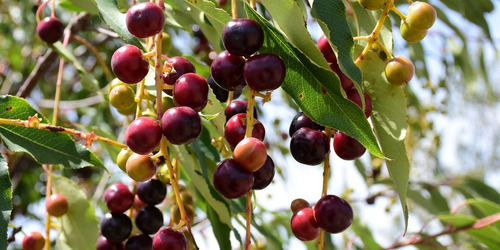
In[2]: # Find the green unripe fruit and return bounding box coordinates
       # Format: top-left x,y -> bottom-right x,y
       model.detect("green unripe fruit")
126,153 -> 156,182
116,148 -> 133,172
385,56 -> 414,86
118,102 -> 137,116
400,21 -> 427,43
108,78 -> 126,92
109,85 -> 135,110
161,32 -> 172,54
359,0 -> 385,10
171,204 -> 195,224
407,1 -> 436,30
179,191 -> 194,205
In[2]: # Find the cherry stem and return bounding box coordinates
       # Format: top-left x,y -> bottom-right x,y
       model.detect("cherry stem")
375,40 -> 394,60
244,191 -> 252,250
36,0 -> 52,23
391,6 -> 407,21
154,32 -> 164,119
250,0 -> 256,10
127,181 -> 137,218
143,50 -> 156,59
227,91 -> 234,104
71,34 -> 113,81
51,0 -> 56,18
134,78 -> 147,117
354,0 -> 394,65
317,127 -> 334,250
160,138 -> 199,249
231,0 -> 238,19
245,89 -> 257,138
0,118 -> 127,148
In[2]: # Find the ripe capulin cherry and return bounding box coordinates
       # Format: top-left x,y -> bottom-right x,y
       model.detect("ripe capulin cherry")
210,50 -> 246,91
314,195 -> 353,234
36,17 -> 63,44
222,18 -> 264,57
244,53 -> 286,91
173,73 -> 209,111
111,45 -> 149,84
161,106 -> 202,145
290,127 -> 330,165
125,117 -> 162,155
126,2 -> 165,38
213,159 -> 254,199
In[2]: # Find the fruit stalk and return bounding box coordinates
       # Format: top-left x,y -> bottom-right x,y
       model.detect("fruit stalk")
354,0 -> 394,65
231,0 -> 238,19
244,191 -> 252,250
43,165 -> 53,250
154,32 -> 164,119
317,127 -> 333,250
391,6 -> 407,20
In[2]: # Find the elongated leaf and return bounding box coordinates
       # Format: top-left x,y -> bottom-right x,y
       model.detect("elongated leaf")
357,50 -> 410,232
53,175 -> 99,250
206,203 -> 231,249
95,0 -> 144,50
311,0 -> 363,87
245,5 -> 383,158
0,96 -> 105,169
259,0 -> 329,69
0,154 -> 11,250
50,42 -> 99,91
438,214 -> 475,228
60,0 -> 99,14
350,218 -> 382,250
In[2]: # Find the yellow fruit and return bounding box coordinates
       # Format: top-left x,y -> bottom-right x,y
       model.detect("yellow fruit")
408,1 -> 437,30
358,0 -> 385,10
109,85 -> 135,110
400,21 -> 427,43
385,56 -> 415,86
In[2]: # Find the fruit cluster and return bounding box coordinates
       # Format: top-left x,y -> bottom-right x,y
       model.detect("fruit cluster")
210,18 -> 285,199
97,181 -> 188,249
290,195 -> 353,241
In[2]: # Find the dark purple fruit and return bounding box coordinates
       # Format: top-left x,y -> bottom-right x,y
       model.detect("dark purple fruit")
135,205 -> 164,235
162,57 -> 196,86
104,183 -> 134,213
290,128 -> 330,165
222,18 -> 264,57
224,113 -> 265,149
244,53 -> 286,91
100,213 -> 133,243
346,88 -> 372,118
173,73 -> 209,111
161,107 -> 202,145
126,2 -> 165,38
210,50 -> 246,91
207,75 -> 243,102
97,235 -> 124,250
333,131 -> 366,160
125,234 -> 152,250
213,159 -> 254,199
111,45 -> 149,84
329,62 -> 354,91
36,17 -> 63,43
224,100 -> 258,121
152,227 -> 187,250
289,112 -> 324,137
291,207 -> 320,241
314,194 -> 353,234
125,117 -> 162,155
252,155 -> 275,190
136,179 -> 167,205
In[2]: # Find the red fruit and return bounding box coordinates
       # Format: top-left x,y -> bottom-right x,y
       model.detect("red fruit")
46,193 -> 69,217
329,63 -> 354,91
173,73 -> 209,111
222,18 -> 264,57
224,113 -> 265,149
210,50 -> 246,91
126,2 -> 165,38
96,235 -> 123,250
244,53 -> 286,91
333,131 -> 366,160
317,35 -> 337,63
314,195 -> 353,234
213,159 -> 254,199
125,117 -> 162,155
346,88 -> 372,118
36,17 -> 63,44
153,227 -> 187,250
233,137 -> 267,172
291,207 -> 320,241
103,183 -> 134,213
161,107 -> 202,145
111,45 -> 149,84
162,57 -> 196,86
22,232 -> 45,250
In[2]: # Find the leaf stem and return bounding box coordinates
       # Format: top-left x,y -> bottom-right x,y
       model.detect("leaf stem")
36,0 -> 52,23
0,118 -> 127,148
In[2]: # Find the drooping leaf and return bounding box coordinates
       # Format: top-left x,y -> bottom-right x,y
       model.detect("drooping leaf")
357,50 -> 410,232
438,214 -> 475,228
206,203 -> 231,249
311,0 -> 363,87
50,42 -> 99,92
53,175 -> 99,250
94,0 -> 144,50
0,96 -> 106,170
0,153 -> 11,250
59,0 -> 99,15
245,4 -> 383,158
259,0 -> 330,69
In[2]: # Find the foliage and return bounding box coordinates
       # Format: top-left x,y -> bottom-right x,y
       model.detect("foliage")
0,0 -> 498,249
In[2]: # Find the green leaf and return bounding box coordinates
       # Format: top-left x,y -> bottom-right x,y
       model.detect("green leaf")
245,5 -> 383,158
49,42 -> 99,92
53,175 -> 99,250
350,218 -> 382,250
0,96 -> 106,170
259,0 -> 329,69
438,214 -> 475,228
357,50 -> 410,232
59,0 -> 99,15
463,178 -> 500,202
311,0 -> 363,87
94,0 -> 145,50
206,203 -> 231,249
0,153 -> 11,250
